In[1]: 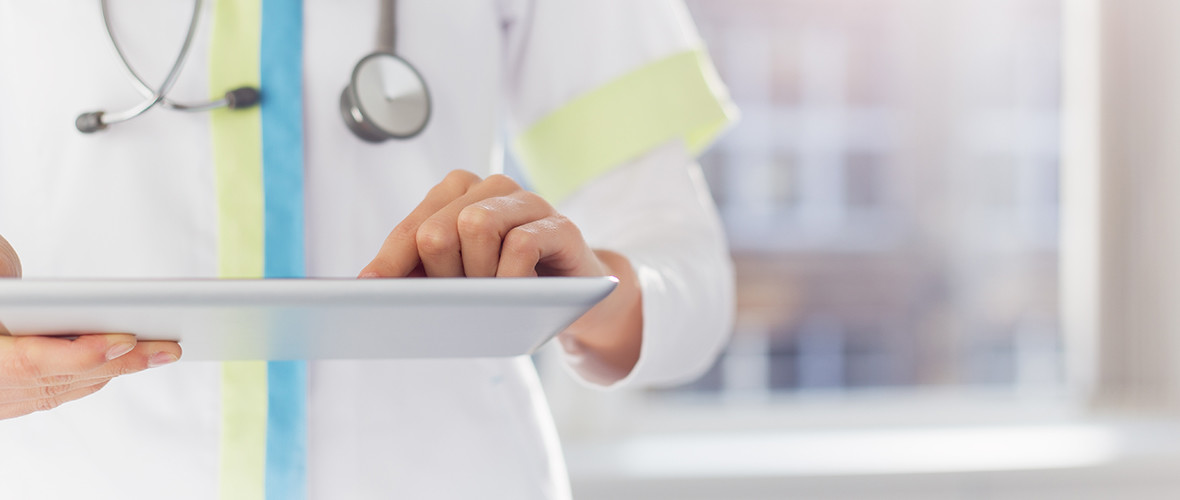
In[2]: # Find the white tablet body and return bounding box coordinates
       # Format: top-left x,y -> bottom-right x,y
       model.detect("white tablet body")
0,277 -> 617,361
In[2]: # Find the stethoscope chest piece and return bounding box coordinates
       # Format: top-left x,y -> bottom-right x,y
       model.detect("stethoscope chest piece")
340,52 -> 431,143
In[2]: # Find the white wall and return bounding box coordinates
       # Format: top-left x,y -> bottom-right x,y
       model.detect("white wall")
1076,0 -> 1180,412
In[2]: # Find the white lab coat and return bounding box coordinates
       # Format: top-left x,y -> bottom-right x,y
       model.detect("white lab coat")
0,1 -> 734,498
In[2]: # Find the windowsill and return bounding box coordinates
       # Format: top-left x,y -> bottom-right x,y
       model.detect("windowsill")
557,388 -> 1180,499
570,386 -> 1080,434
565,419 -> 1180,500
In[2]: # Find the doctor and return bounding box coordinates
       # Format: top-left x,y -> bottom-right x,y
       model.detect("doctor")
0,1 -> 735,499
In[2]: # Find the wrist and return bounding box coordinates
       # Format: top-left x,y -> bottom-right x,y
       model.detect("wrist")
559,249 -> 643,384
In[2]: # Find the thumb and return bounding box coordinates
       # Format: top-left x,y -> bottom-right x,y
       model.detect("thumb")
0,235 -> 20,278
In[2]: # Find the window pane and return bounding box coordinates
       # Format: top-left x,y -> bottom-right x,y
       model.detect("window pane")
676,0 -> 1062,398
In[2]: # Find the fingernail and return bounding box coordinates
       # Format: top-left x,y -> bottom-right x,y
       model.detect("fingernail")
147,352 -> 179,368
106,343 -> 136,361
358,271 -> 380,279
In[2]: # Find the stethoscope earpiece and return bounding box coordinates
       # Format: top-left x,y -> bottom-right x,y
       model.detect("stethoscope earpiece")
76,112 -> 108,134
225,87 -> 262,110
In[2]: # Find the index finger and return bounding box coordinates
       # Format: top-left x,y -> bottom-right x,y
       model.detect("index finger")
0,234 -> 20,278
360,170 -> 481,278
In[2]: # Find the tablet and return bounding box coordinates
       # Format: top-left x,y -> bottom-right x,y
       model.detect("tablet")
0,277 -> 617,361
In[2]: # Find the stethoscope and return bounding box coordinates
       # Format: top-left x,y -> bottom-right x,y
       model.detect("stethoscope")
77,0 -> 432,143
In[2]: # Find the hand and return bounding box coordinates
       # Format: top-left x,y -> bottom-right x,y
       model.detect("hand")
359,171 -> 606,279
359,171 -> 643,380
0,234 -> 182,420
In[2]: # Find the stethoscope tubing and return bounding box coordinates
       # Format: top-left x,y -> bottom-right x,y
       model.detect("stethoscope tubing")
97,0 -> 215,126
82,0 -> 428,142
378,0 -> 397,53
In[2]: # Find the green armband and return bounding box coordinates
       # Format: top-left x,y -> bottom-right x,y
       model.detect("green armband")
513,49 -> 738,203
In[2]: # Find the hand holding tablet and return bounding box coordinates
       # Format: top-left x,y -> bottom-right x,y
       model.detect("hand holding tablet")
0,235 -> 181,420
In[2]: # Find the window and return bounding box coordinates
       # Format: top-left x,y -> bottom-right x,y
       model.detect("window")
670,0 -> 1062,397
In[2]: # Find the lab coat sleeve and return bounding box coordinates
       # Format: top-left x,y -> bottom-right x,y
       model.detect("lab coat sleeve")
557,141 -> 735,389
498,0 -> 738,202
498,0 -> 738,388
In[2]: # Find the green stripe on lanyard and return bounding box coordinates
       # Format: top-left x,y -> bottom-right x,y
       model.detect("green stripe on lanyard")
209,0 -> 308,498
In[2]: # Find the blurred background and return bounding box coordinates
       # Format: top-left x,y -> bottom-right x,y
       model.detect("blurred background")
685,0 -> 1061,397
531,0 -> 1180,498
